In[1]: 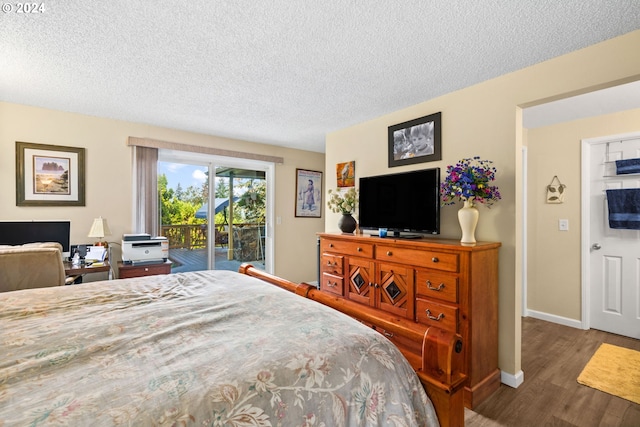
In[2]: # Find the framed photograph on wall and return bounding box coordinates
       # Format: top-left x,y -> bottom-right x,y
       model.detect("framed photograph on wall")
295,168 -> 322,218
388,111 -> 442,167
15,141 -> 86,206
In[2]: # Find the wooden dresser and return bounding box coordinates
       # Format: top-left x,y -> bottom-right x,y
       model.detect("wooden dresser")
318,232 -> 501,408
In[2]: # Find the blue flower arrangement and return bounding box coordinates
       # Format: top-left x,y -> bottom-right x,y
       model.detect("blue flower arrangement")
440,156 -> 501,206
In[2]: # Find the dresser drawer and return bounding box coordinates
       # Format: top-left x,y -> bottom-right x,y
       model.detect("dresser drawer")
320,272 -> 344,296
321,238 -> 373,258
415,270 -> 459,303
376,245 -> 459,272
321,253 -> 343,275
118,261 -> 172,279
416,299 -> 458,332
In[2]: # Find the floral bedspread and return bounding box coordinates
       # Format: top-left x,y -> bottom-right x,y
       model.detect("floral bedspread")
0,270 -> 438,426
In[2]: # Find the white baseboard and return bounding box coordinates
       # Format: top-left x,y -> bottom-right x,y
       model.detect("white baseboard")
501,369 -> 524,388
525,309 -> 584,329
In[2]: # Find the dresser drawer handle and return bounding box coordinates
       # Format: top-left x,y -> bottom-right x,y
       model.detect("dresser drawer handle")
383,331 -> 394,338
386,251 -> 392,256
426,280 -> 445,291
327,281 -> 337,287
357,247 -> 362,252
425,309 -> 445,321
431,257 -> 439,263
329,243 -> 334,248
326,260 -> 335,266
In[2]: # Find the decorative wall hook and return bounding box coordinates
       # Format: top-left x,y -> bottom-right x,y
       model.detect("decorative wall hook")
546,176 -> 566,204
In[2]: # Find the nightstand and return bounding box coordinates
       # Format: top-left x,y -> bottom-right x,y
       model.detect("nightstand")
117,260 -> 172,279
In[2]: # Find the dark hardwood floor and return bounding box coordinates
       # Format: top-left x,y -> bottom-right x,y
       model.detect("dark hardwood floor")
466,317 -> 640,427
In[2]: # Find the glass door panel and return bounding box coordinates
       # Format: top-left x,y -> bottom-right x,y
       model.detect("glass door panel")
213,166 -> 266,272
158,160 -> 210,273
158,153 -> 272,274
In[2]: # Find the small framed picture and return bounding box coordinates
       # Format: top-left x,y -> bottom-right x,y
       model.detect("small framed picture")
336,161 -> 355,188
388,112 -> 442,167
295,168 -> 322,218
15,141 -> 86,206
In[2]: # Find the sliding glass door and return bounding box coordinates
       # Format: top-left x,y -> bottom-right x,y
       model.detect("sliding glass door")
158,150 -> 273,274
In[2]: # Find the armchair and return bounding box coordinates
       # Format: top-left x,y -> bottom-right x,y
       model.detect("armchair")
0,242 -> 66,292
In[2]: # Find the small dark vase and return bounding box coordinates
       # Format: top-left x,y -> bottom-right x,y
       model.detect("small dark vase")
338,213 -> 357,234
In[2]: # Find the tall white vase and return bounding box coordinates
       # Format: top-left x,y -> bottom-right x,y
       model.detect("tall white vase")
458,198 -> 479,244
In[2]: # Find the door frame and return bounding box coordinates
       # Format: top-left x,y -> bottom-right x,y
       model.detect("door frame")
580,131 -> 640,330
158,149 -> 275,274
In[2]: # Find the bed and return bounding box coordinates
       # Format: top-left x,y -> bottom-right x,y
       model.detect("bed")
0,268 -> 446,426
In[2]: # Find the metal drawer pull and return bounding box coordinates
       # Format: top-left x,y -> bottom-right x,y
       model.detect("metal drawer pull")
431,257 -> 439,263
357,247 -> 362,252
383,332 -> 394,338
426,309 -> 445,321
426,280 -> 445,291
387,251 -> 392,256
329,243 -> 333,248
327,281 -> 337,287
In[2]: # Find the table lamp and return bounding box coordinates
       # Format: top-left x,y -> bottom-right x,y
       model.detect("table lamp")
88,216 -> 111,247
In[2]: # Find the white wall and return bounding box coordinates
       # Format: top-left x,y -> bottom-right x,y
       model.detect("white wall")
0,102 -> 325,283
325,30 -> 640,379
526,108 -> 640,321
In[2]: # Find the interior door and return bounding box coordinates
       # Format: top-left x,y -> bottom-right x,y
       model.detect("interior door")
589,135 -> 640,339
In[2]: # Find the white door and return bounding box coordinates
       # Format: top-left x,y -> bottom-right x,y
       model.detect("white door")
588,134 -> 640,339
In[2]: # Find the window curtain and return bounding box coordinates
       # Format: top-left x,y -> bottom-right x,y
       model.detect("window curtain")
132,146 -> 159,236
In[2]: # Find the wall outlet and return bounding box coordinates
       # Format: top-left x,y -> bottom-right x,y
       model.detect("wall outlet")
559,219 -> 569,231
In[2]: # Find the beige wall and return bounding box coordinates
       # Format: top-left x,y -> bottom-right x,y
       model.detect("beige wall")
326,30 -> 640,379
0,102 -> 325,283
527,108 -> 640,320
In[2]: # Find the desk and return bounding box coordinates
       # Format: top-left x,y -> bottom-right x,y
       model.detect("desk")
64,261 -> 111,283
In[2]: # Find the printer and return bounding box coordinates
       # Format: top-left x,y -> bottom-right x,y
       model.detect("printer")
121,234 -> 169,265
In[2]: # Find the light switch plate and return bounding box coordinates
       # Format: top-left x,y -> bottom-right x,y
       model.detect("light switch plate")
559,219 -> 569,231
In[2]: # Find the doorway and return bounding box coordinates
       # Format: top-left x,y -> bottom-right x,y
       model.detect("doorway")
158,150 -> 274,274
582,132 -> 640,339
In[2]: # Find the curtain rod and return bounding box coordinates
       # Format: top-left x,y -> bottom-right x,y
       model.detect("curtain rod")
127,137 -> 284,164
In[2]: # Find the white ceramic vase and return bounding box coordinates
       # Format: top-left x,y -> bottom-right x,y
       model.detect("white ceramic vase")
458,198 -> 479,244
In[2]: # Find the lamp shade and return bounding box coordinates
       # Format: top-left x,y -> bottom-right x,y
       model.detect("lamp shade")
88,217 -> 111,239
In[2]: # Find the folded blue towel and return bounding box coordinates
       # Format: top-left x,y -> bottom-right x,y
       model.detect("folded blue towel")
615,158 -> 640,175
606,189 -> 640,230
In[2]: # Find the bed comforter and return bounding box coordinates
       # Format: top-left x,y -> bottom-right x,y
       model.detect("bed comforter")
0,270 -> 438,426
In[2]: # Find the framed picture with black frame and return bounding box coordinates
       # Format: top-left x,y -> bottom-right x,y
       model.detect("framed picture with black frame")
388,112 -> 441,167
15,141 -> 86,206
295,168 -> 322,218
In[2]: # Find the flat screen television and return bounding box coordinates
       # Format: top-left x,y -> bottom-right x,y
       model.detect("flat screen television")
0,221 -> 71,258
358,168 -> 440,237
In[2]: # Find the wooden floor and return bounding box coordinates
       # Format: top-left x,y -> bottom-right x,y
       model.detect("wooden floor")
466,317 -> 640,427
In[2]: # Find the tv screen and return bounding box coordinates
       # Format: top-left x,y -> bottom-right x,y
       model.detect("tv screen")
0,221 -> 71,258
359,168 -> 440,236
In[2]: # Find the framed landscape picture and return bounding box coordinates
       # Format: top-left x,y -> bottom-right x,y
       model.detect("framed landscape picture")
295,168 -> 322,218
15,141 -> 86,206
388,112 -> 442,167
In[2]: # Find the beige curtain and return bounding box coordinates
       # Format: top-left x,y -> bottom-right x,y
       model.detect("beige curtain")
132,146 -> 159,236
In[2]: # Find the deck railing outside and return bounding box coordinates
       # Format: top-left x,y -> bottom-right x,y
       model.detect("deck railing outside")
161,224 -> 208,250
161,223 -> 265,254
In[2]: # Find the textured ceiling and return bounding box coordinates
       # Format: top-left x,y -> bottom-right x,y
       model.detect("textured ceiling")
1,1 -> 639,153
